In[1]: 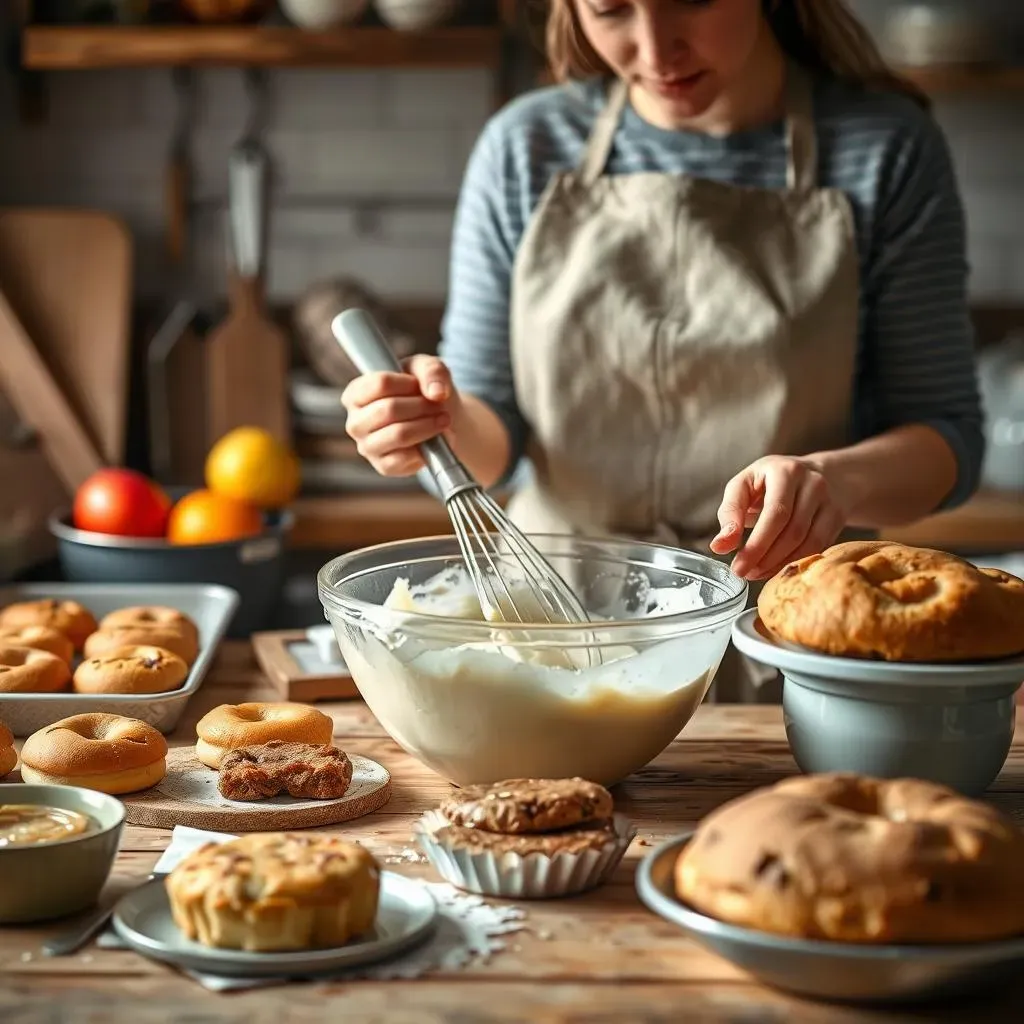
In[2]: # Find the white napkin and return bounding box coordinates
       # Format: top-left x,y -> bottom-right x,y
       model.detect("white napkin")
99,826 -> 527,992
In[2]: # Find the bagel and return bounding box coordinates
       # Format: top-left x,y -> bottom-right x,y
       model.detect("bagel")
73,645 -> 189,695
0,645 -> 71,693
0,599 -> 97,650
19,713 -> 167,794
0,719 -> 15,778
99,605 -> 198,645
0,625 -> 74,663
195,702 -> 334,769
675,773 -> 1024,944
83,624 -> 198,666
758,541 -> 1024,662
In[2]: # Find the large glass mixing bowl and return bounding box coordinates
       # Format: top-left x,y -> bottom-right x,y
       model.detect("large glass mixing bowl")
317,535 -> 748,787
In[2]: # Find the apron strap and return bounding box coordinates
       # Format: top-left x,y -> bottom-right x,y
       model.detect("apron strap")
579,77 -> 630,186
784,62 -> 818,193
578,62 -> 819,193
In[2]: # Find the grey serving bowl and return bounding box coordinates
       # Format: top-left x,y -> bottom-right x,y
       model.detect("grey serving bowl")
731,610 -> 1023,795
0,783 -> 126,924
636,832 -> 1024,1005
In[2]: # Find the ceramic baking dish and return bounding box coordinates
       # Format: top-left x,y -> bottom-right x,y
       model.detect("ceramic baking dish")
0,582 -> 239,736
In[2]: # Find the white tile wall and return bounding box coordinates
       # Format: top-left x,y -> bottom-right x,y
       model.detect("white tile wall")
0,22 -> 1022,306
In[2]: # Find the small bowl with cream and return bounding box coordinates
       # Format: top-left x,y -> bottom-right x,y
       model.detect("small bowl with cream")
318,534 -> 747,787
0,783 -> 126,924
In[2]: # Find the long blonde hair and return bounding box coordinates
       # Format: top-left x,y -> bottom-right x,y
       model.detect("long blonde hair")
544,0 -> 930,108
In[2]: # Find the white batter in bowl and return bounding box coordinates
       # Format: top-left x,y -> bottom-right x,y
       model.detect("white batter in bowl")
317,535 -> 747,786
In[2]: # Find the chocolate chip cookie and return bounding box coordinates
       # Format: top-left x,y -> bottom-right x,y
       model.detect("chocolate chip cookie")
440,777 -> 614,834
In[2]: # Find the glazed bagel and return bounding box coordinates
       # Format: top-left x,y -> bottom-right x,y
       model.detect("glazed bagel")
99,605 -> 198,645
195,702 -> 335,769
83,624 -> 198,666
0,625 -> 74,663
675,773 -> 1024,944
0,645 -> 72,693
0,720 -> 15,778
0,599 -> 98,650
758,541 -> 1024,662
73,645 -> 189,695
19,713 -> 168,794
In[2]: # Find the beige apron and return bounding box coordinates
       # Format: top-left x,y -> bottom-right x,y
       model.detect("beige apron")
506,64 -> 861,702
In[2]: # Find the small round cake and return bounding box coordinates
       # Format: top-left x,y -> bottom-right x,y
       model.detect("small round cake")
0,646 -> 72,693
675,773 -> 1024,944
0,625 -> 74,663
0,599 -> 97,650
165,832 -> 380,951
194,702 -> 335,769
72,645 -> 189,695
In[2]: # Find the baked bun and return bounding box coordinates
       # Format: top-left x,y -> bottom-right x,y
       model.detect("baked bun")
758,541 -> 1024,662
0,625 -> 74,663
675,773 -> 1024,944
0,645 -> 72,693
73,645 -> 189,695
83,624 -> 198,666
20,713 -> 168,794
166,832 -> 379,951
0,720 -> 16,778
0,599 -> 97,650
195,702 -> 334,769
99,605 -> 198,645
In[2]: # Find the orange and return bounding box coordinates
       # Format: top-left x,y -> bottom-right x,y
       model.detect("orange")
205,426 -> 301,509
166,489 -> 264,546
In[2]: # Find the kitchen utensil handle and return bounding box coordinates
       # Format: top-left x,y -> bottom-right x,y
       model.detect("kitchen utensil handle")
228,141 -> 265,280
331,308 -> 476,501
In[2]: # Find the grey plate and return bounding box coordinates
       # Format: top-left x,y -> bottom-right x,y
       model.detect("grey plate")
636,833 -> 1024,1005
112,873 -> 437,979
732,609 -> 1024,687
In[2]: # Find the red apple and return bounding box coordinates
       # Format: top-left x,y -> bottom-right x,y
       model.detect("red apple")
72,468 -> 172,538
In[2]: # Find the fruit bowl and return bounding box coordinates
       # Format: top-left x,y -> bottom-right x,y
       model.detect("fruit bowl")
48,507 -> 292,637
317,534 -> 747,786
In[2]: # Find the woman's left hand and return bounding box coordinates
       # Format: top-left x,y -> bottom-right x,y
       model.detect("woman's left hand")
709,455 -> 850,581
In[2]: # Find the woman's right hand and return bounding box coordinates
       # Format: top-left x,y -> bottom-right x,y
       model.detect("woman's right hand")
341,355 -> 460,477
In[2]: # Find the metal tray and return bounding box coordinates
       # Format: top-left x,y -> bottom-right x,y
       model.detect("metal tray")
636,832 -> 1024,1005
0,582 -> 239,736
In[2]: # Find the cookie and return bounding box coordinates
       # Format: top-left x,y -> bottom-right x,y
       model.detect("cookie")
218,741 -> 353,802
441,777 -> 614,834
433,820 -> 617,856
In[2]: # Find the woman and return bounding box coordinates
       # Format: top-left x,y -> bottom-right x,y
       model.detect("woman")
342,0 -> 984,698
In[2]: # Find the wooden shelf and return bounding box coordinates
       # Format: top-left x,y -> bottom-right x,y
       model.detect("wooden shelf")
20,25 -> 504,70
896,63 -> 1024,94
289,488 -> 1024,555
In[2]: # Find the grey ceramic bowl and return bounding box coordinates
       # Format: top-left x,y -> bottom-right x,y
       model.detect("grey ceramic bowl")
637,832 -> 1024,1005
731,610 -> 1023,796
0,783 -> 126,924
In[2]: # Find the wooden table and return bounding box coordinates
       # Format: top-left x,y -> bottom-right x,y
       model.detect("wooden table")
3,642 -> 1024,1022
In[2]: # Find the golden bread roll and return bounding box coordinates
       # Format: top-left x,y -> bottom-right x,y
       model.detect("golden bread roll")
20,713 -> 167,794
83,624 -> 198,666
758,541 -> 1024,662
675,773 -> 1024,943
73,645 -> 189,695
99,605 -> 198,645
0,645 -> 72,693
0,599 -> 97,650
194,701 -> 334,769
166,832 -> 379,951
0,625 -> 74,663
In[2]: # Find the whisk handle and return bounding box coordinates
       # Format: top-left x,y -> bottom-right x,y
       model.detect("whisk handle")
331,308 -> 477,501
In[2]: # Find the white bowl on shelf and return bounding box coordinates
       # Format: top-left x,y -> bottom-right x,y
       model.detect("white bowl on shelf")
280,0 -> 370,30
374,0 -> 459,31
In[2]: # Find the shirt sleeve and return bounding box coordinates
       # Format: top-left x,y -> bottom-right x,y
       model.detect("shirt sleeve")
859,109 -> 984,511
437,117 -> 529,482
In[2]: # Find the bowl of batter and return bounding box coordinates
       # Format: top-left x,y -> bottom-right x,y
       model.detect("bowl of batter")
317,535 -> 747,786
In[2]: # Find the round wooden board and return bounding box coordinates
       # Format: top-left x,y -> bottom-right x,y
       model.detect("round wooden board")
122,747 -> 392,831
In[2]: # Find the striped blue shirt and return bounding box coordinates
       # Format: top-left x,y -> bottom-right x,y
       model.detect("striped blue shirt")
438,73 -> 983,509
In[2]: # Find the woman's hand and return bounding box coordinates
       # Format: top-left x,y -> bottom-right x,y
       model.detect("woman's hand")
709,455 -> 851,581
341,355 -> 461,477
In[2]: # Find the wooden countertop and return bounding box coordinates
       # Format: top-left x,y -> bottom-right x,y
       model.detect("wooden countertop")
289,488 -> 1024,554
3,642 -> 1024,1020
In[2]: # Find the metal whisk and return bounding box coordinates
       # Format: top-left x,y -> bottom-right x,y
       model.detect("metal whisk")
332,308 -> 592,632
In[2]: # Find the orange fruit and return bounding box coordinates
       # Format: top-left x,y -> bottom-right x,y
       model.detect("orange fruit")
205,427 -> 301,509
166,489 -> 263,546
